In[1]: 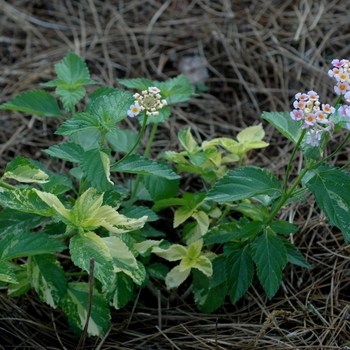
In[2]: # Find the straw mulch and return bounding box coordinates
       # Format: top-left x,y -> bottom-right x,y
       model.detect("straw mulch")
1,0 -> 350,349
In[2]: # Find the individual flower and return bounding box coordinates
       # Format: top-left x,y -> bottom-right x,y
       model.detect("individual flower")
307,90 -> 319,101
295,92 -> 309,101
331,59 -> 349,68
322,104 -> 335,114
328,67 -> 341,78
290,109 -> 303,121
148,86 -> 160,94
315,110 -> 328,124
127,102 -> 141,118
334,81 -> 349,95
304,113 -> 316,126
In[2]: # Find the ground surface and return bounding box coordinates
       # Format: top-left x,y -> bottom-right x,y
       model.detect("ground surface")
1,0 -> 350,349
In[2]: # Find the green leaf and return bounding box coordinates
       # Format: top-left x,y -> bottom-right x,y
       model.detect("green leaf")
56,85 -> 86,112
60,282 -> 110,337
0,260 -> 17,283
281,238 -> 311,268
158,74 -> 194,104
0,231 -> 66,260
224,242 -> 254,304
39,172 -> 73,196
80,148 -> 113,192
251,231 -> 287,299
70,232 -> 114,289
0,90 -> 63,117
111,154 -> 180,180
203,221 -> 242,245
54,50 -> 97,87
192,267 -> 226,313
2,156 -> 49,183
146,262 -> 169,280
304,164 -> 350,243
87,89 -> 134,128
44,142 -> 85,163
269,220 -> 298,235
28,254 -> 67,307
117,78 -> 154,90
262,111 -> 301,143
56,112 -> 100,136
86,87 -> 118,110
74,129 -> 101,151
120,206 -> 158,222
0,188 -> 54,216
143,173 -> 180,201
207,166 -> 282,203
106,127 -> 140,153
111,272 -> 134,309
0,208 -> 45,239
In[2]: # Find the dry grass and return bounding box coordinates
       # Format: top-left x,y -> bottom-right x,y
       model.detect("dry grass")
1,0 -> 350,349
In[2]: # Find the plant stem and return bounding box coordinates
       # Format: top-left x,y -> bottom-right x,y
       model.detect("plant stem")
264,166 -> 310,225
130,122 -> 159,199
112,114 -> 149,167
0,180 -> 16,190
283,129 -> 307,191
144,122 -> 159,157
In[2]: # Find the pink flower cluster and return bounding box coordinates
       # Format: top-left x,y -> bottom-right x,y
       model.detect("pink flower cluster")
328,59 -> 350,98
290,91 -> 334,146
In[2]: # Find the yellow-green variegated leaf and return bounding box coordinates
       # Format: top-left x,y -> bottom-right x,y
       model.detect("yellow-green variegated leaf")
236,123 -> 265,143
165,265 -> 191,289
153,244 -> 187,261
192,255 -> 213,277
102,236 -> 138,271
187,239 -> 203,259
71,188 -> 104,230
192,211 -> 209,236
34,190 -> 71,222
60,282 -> 110,337
2,157 -> 49,183
178,127 -> 198,153
97,205 -> 147,233
221,154 -> 239,163
174,205 -> 195,228
102,236 -> 146,284
28,254 -> 67,308
134,239 -> 163,255
0,260 -> 17,283
70,231 -> 114,287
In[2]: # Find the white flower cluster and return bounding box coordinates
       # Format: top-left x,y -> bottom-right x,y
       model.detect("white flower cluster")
127,87 -> 167,118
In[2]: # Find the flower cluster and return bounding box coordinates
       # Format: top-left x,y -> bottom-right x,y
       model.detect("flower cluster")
127,86 -> 167,118
290,91 -> 334,146
328,59 -> 350,98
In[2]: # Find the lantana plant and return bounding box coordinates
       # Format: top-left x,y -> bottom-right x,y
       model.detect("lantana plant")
1,51 -> 350,337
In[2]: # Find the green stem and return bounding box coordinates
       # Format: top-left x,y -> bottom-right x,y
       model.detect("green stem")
144,123 -> 159,157
264,166 -> 310,224
131,122 -> 159,199
112,114 -> 149,167
0,180 -> 16,191
283,129 -> 307,191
